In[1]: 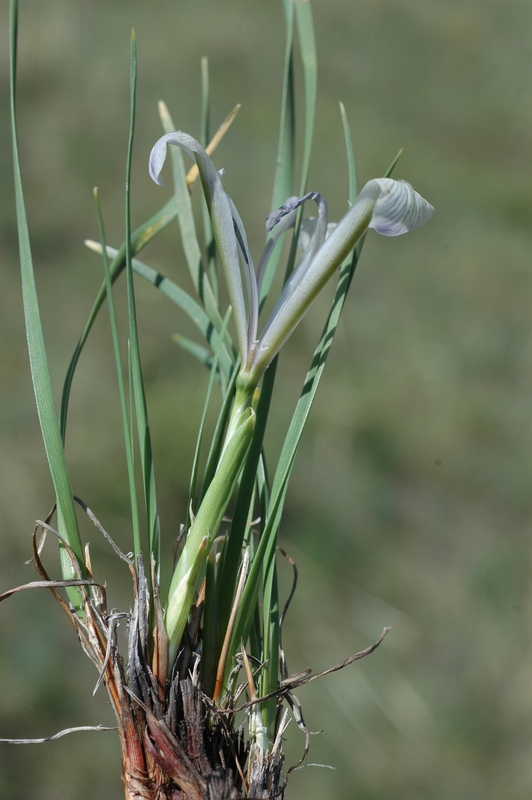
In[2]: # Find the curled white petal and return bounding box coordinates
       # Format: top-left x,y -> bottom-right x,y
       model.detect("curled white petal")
148,131 -> 250,363
149,136 -> 171,185
369,178 -> 434,237
227,194 -> 259,351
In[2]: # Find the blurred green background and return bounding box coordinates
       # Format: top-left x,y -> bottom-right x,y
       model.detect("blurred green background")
1,1 -> 531,798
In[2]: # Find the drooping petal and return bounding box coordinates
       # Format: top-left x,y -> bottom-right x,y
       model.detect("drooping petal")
149,131 -> 249,363
227,195 -> 259,352
256,197 -> 300,298
368,178 -> 434,236
148,137 -> 169,185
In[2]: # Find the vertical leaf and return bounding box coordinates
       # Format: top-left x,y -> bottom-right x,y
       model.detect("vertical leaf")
93,189 -> 142,561
258,0 -> 319,735
258,0 -> 296,307
126,32 -> 159,567
9,0 -> 85,599
200,57 -> 218,299
340,101 -> 358,202
294,0 -> 318,196
60,197 -> 178,441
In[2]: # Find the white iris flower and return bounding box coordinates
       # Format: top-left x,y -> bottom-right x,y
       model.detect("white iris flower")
149,132 -> 433,388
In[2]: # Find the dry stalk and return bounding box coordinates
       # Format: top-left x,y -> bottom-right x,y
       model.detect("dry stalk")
0,508 -> 389,799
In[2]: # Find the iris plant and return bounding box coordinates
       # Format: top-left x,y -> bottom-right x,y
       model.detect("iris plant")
149,131 -> 433,664
9,0 -> 436,788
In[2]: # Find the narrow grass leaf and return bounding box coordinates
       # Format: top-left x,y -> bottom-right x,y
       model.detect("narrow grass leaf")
126,33 -> 159,567
200,56 -> 210,149
259,560 -> 280,733
200,57 -> 218,300
294,0 -> 317,196
9,0 -> 85,603
253,0 -> 319,732
61,197 -> 178,441
85,242 -> 234,380
339,102 -> 358,202
172,335 -> 217,371
197,359 -> 240,508
93,189 -> 141,558
185,310 -> 232,530
258,0 -> 295,308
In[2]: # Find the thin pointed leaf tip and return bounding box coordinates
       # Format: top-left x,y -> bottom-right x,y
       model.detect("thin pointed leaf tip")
149,132 -> 433,386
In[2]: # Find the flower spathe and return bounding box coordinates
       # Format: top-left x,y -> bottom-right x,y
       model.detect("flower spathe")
149,131 -> 434,388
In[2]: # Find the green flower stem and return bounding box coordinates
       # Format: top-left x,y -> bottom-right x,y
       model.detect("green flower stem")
165,389 -> 255,666
222,374 -> 257,453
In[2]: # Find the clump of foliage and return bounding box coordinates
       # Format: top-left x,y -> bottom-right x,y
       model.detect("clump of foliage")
5,0 -> 432,797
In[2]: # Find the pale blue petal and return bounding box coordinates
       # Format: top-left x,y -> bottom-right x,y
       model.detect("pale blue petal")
256,197 -> 299,298
258,192 -> 328,347
368,178 -> 434,237
149,131 -> 249,362
227,195 -> 259,351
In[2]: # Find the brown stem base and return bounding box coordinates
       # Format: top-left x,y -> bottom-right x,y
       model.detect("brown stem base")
14,514 -> 386,800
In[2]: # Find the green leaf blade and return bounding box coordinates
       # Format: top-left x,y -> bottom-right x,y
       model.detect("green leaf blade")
10,0 -> 84,584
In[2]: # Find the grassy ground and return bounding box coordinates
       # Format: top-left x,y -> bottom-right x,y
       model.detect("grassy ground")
1,1 -> 532,798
